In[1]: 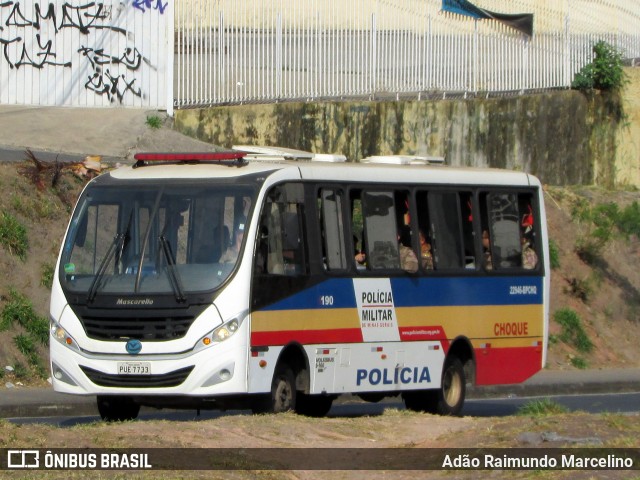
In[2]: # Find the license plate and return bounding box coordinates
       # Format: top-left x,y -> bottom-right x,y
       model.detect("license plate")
117,362 -> 151,375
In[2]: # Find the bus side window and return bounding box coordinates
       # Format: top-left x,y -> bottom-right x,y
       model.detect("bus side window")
428,192 -> 464,269
519,193 -> 539,270
320,188 -> 348,270
361,191 -> 400,270
478,193 -> 494,271
416,191 -> 434,270
460,192 -> 475,268
482,192 -> 522,269
257,185 -> 307,276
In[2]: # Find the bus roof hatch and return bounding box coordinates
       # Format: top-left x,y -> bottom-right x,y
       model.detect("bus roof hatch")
361,155 -> 445,165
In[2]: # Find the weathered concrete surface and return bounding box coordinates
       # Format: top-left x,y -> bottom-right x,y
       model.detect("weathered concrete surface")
175,69 -> 639,187
616,67 -> 640,187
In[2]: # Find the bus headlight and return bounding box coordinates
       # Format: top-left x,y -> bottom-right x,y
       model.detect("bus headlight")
50,319 -> 80,352
195,318 -> 241,351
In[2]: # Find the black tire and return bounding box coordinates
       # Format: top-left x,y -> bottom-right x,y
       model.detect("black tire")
402,357 -> 466,416
252,364 -> 296,414
295,393 -> 334,417
436,357 -> 466,415
97,395 -> 140,422
402,389 -> 436,412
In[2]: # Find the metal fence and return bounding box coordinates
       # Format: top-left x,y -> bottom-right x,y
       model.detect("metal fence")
172,0 -> 640,110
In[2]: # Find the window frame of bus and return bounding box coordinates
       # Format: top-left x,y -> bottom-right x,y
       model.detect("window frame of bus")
254,182 -> 310,277
477,188 -> 543,274
318,186 -> 350,272
420,189 -> 475,272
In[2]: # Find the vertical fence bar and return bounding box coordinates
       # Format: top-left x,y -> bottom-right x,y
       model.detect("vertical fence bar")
276,12 -> 282,99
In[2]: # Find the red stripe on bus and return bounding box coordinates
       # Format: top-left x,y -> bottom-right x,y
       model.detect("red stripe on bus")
474,346 -> 542,385
251,328 -> 364,347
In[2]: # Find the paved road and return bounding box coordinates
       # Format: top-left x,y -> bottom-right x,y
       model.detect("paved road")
2,368 -> 640,419
6,391 -> 640,426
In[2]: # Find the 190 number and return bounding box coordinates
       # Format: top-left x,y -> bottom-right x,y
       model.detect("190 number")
320,295 -> 334,306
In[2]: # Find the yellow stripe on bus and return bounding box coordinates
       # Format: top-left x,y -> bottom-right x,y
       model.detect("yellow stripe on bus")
252,308 -> 360,332
252,304 -> 543,338
397,304 -> 544,338
471,337 -> 543,348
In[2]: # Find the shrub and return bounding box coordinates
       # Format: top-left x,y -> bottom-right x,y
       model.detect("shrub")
13,334 -> 47,379
518,398 -> 568,416
146,115 -> 163,129
41,263 -> 55,289
1,289 -> 49,345
566,276 -> 593,303
0,211 -> 28,261
554,308 -> 594,353
12,362 -> 29,380
572,40 -> 626,92
570,356 -> 588,369
617,201 -> 640,239
572,200 -> 619,264
548,238 -> 560,269
13,334 -> 36,357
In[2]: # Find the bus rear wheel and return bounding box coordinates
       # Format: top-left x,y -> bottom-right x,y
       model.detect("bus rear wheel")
97,395 -> 140,422
402,357 -> 465,416
438,357 -> 465,415
252,364 -> 296,414
295,394 -> 334,417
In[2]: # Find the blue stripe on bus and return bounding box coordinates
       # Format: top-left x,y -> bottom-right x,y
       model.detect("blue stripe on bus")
391,276 -> 543,307
258,276 -> 543,312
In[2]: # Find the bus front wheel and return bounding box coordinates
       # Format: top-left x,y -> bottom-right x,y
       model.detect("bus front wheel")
252,364 -> 296,414
402,357 -> 465,416
97,395 -> 140,422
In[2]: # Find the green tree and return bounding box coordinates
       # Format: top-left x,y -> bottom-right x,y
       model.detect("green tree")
572,41 -> 626,92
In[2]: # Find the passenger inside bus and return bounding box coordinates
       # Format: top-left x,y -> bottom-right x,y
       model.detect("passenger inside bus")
195,225 -> 229,264
398,225 -> 418,273
354,235 -> 366,269
482,229 -> 493,271
419,229 -> 433,270
521,207 -> 538,269
220,221 -> 245,264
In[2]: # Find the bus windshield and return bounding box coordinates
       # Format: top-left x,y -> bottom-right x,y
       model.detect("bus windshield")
60,180 -> 255,299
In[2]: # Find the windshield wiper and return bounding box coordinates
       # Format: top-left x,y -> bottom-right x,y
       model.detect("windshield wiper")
86,210 -> 133,304
159,235 -> 186,303
87,233 -> 125,303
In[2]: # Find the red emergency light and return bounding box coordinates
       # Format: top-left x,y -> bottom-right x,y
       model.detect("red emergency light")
133,151 -> 247,167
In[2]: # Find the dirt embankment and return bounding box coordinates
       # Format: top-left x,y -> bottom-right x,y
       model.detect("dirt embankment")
0,160 -> 639,479
0,161 -> 639,385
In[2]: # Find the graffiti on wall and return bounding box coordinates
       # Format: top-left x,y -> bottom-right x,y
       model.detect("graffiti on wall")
132,0 -> 167,14
0,1 -> 165,105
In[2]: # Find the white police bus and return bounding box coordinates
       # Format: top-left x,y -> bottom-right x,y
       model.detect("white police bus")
50,147 -> 548,420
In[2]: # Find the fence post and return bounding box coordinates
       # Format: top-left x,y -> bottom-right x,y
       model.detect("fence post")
277,12 -> 282,99
166,0 -> 175,115
473,18 -> 478,95
370,12 -> 377,96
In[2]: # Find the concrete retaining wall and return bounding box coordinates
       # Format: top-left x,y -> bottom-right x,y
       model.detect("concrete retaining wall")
174,69 -> 640,187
